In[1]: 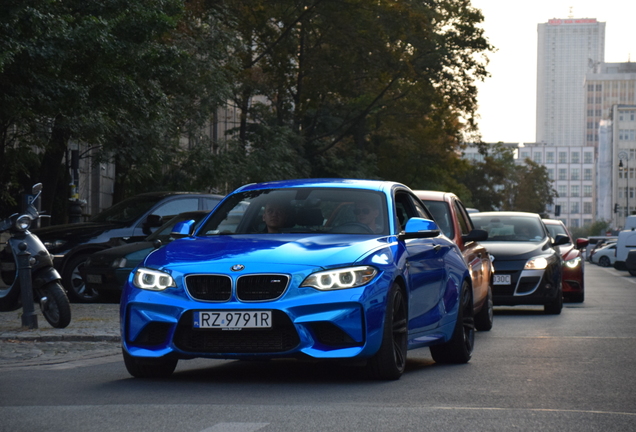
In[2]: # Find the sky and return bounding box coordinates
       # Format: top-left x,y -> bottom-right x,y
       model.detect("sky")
469,0 -> 636,144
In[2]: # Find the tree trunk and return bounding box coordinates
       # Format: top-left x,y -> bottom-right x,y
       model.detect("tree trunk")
39,116 -> 71,225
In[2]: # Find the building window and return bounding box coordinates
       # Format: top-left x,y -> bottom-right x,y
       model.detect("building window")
571,152 -> 580,163
548,168 -> 554,180
583,185 -> 592,197
558,168 -> 567,180
558,185 -> 567,197
571,202 -> 579,214
520,151 -> 530,160
559,152 -> 567,163
571,168 -> 580,180
571,185 -> 579,197
533,153 -> 542,163
584,168 -> 592,180
584,152 -> 593,164
546,152 -> 554,163
571,218 -> 580,228
584,218 -> 593,226
583,202 -> 592,214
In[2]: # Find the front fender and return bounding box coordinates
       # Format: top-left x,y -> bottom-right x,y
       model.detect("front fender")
32,266 -> 62,290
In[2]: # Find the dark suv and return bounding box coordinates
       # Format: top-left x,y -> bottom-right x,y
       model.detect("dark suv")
33,192 -> 223,302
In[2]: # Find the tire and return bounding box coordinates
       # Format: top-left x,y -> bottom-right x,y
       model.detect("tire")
430,281 -> 474,364
123,349 -> 178,378
544,286 -> 563,315
598,256 -> 610,267
63,255 -> 101,303
367,283 -> 408,380
36,281 -> 71,328
474,285 -> 493,331
568,292 -> 584,303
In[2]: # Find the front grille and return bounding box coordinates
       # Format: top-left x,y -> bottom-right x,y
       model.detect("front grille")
186,275 -> 232,301
237,275 -> 289,301
173,310 -> 300,353
517,276 -> 541,294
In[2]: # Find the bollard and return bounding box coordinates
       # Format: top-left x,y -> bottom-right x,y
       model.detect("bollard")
17,242 -> 38,329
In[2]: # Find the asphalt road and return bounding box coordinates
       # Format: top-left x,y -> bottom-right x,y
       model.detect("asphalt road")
1,263 -> 635,432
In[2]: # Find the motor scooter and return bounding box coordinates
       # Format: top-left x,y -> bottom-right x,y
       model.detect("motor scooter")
0,183 -> 71,328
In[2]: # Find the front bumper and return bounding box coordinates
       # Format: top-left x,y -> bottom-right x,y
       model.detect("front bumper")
121,280 -> 389,361
491,261 -> 561,306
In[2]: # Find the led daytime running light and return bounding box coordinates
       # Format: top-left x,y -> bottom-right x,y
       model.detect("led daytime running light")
301,266 -> 377,290
133,268 -> 175,291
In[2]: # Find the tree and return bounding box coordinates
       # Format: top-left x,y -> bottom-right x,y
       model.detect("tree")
507,159 -> 557,215
0,0 -> 233,221
218,0 -> 493,188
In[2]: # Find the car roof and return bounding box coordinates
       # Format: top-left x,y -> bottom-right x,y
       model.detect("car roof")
542,219 -> 565,226
129,191 -> 224,199
472,211 -> 541,219
233,178 -> 409,194
412,190 -> 454,201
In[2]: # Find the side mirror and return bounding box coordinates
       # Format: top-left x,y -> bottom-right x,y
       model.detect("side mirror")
171,219 -> 196,239
553,234 -> 570,246
462,229 -> 488,243
143,214 -> 163,235
399,218 -> 440,240
576,238 -> 589,250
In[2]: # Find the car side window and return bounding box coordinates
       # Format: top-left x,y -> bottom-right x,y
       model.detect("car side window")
153,198 -> 199,218
394,191 -> 432,231
202,197 -> 222,210
454,200 -> 472,236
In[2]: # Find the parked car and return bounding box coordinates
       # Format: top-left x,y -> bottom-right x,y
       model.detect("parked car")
82,210 -> 212,300
590,242 -> 617,268
470,211 -> 568,314
613,229 -> 636,271
414,190 -> 494,331
586,236 -> 617,262
121,179 -> 475,380
542,219 -> 589,303
588,240 -> 616,263
33,192 -> 223,303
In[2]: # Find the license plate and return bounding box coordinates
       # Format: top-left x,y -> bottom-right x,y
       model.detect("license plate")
193,311 -> 272,329
493,274 -> 511,285
86,274 -> 102,284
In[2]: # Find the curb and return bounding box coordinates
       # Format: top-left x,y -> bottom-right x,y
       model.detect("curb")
0,335 -> 121,343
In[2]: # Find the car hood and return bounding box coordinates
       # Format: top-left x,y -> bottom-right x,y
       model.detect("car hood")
483,240 -> 555,261
92,241 -> 155,259
144,234 -> 393,271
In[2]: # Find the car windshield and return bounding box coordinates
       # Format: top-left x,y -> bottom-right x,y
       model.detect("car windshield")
471,215 -> 546,242
90,195 -> 163,224
198,188 -> 388,235
545,223 -> 570,242
421,200 -> 453,239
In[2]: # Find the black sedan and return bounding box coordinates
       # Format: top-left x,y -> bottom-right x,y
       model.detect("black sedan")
470,211 -> 569,314
81,210 -> 211,301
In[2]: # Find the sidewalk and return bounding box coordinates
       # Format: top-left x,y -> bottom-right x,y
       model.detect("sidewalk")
0,303 -> 120,342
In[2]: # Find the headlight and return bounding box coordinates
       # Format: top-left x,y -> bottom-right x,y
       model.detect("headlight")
133,268 -> 175,291
565,256 -> 581,268
112,257 -> 127,268
16,214 -> 32,231
300,266 -> 377,290
524,256 -> 549,270
43,239 -> 67,251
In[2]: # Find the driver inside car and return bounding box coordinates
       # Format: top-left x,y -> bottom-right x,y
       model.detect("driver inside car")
354,199 -> 382,233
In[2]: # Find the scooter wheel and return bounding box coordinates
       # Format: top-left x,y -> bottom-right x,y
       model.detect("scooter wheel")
37,281 -> 72,328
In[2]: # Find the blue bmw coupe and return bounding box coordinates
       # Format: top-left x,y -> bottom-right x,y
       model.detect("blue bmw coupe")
121,179 -> 474,380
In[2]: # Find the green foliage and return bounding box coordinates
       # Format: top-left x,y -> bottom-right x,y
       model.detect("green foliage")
570,220 -> 611,239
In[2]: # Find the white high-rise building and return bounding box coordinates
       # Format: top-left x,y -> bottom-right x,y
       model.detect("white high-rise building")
536,18 -> 605,147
